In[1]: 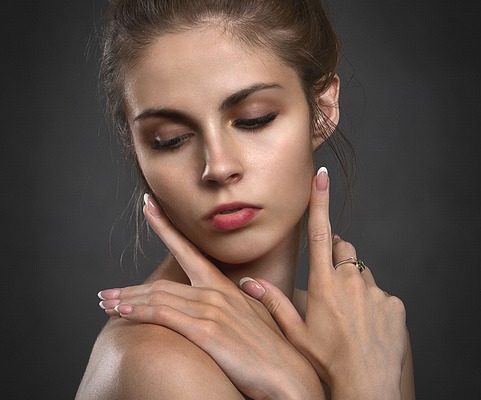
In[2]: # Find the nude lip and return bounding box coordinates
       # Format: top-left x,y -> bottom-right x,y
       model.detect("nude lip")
206,202 -> 262,231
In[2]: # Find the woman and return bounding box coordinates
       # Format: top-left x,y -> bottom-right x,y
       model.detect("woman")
76,0 -> 415,398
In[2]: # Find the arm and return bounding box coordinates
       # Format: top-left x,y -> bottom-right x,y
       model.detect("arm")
76,320 -> 247,400
118,325 -> 246,400
401,334 -> 416,400
241,168 -> 415,399
97,194 -> 326,400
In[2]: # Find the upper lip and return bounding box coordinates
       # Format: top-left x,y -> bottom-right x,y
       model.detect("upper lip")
205,202 -> 261,220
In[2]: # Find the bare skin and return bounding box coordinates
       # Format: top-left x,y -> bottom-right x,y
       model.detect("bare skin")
76,26 -> 415,400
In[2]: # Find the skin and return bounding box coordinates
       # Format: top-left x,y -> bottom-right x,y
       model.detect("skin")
76,26 -> 415,400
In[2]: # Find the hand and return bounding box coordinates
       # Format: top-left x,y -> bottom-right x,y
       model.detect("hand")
98,194 -> 325,400
240,168 -> 408,400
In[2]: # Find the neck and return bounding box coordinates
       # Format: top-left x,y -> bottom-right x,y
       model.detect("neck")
150,222 -> 303,302
209,222 -> 303,300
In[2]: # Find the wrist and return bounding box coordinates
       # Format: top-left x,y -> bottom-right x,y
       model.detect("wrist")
327,360 -> 402,400
330,376 -> 401,400
266,361 -> 326,400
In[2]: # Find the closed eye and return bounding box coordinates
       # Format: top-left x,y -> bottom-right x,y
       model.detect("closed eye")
152,133 -> 193,151
233,112 -> 278,130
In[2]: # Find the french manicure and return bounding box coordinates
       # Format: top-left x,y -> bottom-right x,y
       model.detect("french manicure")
115,304 -> 133,315
239,277 -> 266,298
97,288 -> 120,300
316,166 -> 329,191
99,299 -> 120,310
143,193 -> 161,217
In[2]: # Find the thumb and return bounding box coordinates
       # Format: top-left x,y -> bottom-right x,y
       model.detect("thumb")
239,277 -> 305,339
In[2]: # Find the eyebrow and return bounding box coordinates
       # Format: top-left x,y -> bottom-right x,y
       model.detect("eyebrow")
132,83 -> 282,123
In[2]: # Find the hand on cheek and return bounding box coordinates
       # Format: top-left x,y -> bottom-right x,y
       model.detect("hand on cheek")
240,167 -> 408,400
97,193 -> 326,400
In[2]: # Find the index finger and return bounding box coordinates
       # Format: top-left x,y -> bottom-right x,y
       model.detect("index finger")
143,193 -> 230,288
307,167 -> 334,288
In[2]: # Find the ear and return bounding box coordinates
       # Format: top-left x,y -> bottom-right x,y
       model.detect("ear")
311,74 -> 340,151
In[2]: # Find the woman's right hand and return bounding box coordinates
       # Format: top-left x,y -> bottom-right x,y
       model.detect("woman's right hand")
98,194 -> 325,400
240,168 -> 411,400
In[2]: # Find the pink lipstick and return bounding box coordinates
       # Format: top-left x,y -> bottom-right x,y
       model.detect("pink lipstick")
206,202 -> 262,231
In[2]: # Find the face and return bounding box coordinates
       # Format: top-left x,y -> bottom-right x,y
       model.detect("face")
124,27 -> 320,264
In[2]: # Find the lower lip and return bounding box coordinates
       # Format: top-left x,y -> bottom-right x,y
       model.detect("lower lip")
210,208 -> 261,231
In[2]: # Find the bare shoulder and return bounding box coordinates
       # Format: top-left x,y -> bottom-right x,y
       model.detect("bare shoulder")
76,317 -> 245,400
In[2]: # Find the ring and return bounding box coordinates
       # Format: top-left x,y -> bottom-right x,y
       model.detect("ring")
333,257 -> 367,273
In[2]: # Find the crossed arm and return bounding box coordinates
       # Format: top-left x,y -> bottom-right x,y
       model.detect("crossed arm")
95,170 -> 415,400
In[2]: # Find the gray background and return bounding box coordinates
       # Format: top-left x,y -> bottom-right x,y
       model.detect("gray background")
2,1 -> 480,398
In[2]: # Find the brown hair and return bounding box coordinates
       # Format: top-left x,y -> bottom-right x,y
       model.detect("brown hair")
99,0 -> 355,262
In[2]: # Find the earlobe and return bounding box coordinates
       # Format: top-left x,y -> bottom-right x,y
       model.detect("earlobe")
311,74 -> 340,151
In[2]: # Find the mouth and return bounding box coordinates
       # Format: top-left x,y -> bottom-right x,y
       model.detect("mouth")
206,202 -> 262,231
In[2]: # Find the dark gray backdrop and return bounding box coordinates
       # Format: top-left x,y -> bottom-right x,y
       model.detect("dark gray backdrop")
2,1 -> 480,398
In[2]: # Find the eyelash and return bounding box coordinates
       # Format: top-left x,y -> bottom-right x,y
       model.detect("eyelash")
152,112 -> 278,151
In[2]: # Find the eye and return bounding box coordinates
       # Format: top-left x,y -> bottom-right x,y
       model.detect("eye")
152,133 -> 193,151
233,112 -> 278,131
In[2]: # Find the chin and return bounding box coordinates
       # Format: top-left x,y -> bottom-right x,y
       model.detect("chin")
195,227 -> 286,266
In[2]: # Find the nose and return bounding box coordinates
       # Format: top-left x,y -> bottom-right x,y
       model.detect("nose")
201,135 -> 243,186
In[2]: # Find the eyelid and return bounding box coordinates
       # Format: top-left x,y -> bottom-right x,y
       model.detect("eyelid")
152,133 -> 192,150
233,112 -> 278,128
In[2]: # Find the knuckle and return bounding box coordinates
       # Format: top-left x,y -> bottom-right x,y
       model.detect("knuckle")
343,273 -> 366,294
151,279 -> 168,291
264,296 -> 282,316
204,290 -> 227,306
153,304 -> 170,322
389,296 -> 406,315
147,291 -> 164,304
310,228 -> 330,243
333,240 -> 356,254
200,304 -> 223,321
199,320 -> 220,339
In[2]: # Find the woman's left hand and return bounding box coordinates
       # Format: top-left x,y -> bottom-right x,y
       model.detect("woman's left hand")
98,194 -> 324,400
240,169 -> 412,400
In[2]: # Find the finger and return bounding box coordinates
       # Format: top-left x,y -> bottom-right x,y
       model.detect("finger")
307,167 -> 334,288
143,194 -> 229,287
331,237 -> 361,277
114,291 -> 214,320
331,236 -> 376,284
99,279 -> 198,301
331,236 -> 357,265
360,266 -> 376,286
239,277 -> 305,344
114,303 -> 208,343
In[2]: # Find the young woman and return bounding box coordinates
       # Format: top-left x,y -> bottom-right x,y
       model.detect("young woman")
76,1 -> 415,399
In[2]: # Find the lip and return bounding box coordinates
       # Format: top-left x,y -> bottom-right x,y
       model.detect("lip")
206,202 -> 262,231
206,202 -> 260,219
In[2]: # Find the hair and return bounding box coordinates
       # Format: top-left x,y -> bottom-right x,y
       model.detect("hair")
99,0 -> 356,265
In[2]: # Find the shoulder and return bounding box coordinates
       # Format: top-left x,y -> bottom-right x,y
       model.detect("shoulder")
76,318 -> 245,400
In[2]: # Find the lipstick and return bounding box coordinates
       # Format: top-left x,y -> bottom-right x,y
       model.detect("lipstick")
206,202 -> 261,231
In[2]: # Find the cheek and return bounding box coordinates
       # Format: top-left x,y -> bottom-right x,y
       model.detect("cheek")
258,125 -> 314,208
137,153 -> 196,218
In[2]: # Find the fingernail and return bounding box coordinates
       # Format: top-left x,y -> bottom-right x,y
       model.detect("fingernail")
98,289 -> 120,300
144,193 -> 161,217
239,277 -> 266,298
316,166 -> 329,191
99,299 -> 120,310
115,304 -> 133,315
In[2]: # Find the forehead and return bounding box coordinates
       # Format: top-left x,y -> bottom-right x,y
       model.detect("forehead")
123,27 -> 304,116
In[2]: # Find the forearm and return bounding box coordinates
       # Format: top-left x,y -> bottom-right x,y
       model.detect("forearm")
264,362 -> 327,400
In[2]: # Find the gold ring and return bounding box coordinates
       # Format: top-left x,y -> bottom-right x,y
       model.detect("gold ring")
333,257 -> 367,273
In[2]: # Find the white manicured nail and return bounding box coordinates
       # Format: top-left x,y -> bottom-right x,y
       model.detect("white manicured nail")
317,166 -> 328,176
